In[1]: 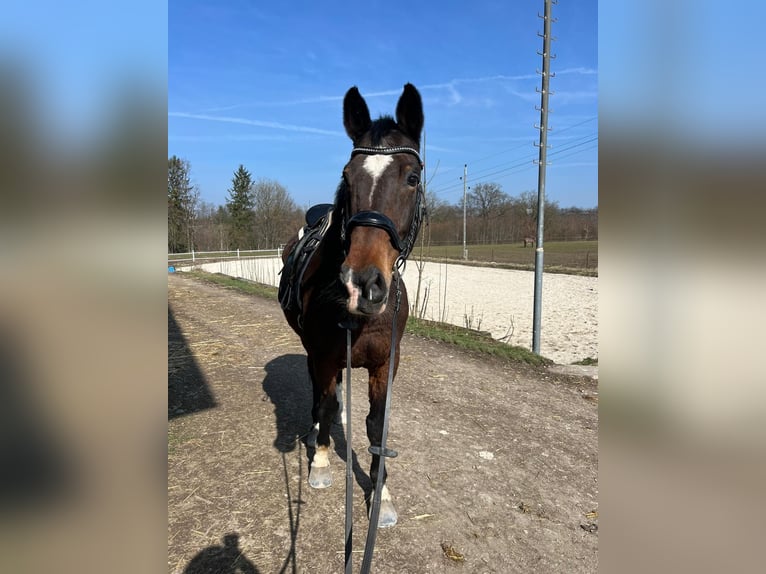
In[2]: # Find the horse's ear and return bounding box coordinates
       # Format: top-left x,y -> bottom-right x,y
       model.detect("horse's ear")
343,86 -> 372,143
395,83 -> 424,143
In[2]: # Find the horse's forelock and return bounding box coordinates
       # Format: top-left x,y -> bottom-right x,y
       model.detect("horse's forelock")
366,116 -> 418,149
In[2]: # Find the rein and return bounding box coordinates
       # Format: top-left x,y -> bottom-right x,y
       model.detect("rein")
341,144 -> 417,573
345,271 -> 402,574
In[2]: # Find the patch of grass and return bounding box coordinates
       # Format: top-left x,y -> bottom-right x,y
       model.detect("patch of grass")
179,270 -> 551,366
573,357 -> 598,366
184,270 -> 279,300
406,316 -> 552,366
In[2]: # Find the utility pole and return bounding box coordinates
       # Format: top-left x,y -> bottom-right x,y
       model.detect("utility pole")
532,0 -> 556,355
461,164 -> 468,260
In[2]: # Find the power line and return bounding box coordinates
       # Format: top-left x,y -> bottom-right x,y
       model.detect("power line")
427,115 -> 596,188
433,134 -> 597,197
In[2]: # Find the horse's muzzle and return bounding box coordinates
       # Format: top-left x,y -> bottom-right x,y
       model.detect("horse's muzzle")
340,264 -> 389,315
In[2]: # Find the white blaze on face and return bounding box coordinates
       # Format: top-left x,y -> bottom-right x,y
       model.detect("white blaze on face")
362,154 -> 393,203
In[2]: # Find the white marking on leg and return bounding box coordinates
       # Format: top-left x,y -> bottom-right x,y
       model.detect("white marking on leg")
362,155 -> 393,203
312,446 -> 330,468
381,484 -> 392,502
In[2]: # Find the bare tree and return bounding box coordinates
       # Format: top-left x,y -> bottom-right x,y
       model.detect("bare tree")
467,182 -> 509,243
251,178 -> 301,249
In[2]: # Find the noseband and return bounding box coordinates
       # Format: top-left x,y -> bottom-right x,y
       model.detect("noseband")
340,146 -> 425,265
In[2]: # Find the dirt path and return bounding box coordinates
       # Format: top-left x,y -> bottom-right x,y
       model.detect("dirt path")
168,273 -> 598,573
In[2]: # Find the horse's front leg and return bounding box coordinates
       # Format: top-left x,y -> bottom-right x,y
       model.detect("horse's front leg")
307,356 -> 341,489
365,364 -> 398,528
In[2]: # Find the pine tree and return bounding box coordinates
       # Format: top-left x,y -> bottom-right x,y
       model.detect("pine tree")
225,165 -> 255,249
168,156 -> 198,252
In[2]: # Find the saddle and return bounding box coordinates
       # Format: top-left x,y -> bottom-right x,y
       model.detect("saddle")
278,203 -> 334,320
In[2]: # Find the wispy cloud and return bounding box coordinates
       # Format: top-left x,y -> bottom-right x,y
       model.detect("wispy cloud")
507,89 -> 598,104
197,68 -> 597,113
556,67 -> 598,76
168,111 -> 343,136
168,133 -> 293,143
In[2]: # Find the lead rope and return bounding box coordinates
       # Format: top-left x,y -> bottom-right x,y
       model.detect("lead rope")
360,266 -> 402,574
343,265 -> 403,574
344,327 -> 353,574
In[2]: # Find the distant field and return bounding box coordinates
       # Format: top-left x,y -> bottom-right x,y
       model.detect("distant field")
412,240 -> 598,273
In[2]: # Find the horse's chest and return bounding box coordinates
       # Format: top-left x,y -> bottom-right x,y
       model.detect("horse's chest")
350,329 -> 393,368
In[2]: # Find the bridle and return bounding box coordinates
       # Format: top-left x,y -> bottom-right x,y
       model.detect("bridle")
339,145 -> 425,267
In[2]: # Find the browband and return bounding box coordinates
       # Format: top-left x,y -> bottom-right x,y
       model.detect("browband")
350,146 -> 423,167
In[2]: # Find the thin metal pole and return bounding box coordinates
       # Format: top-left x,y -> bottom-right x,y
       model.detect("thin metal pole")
462,164 -> 467,260
532,0 -> 554,354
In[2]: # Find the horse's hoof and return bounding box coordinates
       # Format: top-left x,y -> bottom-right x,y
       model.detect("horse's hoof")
377,500 -> 398,528
308,465 -> 332,489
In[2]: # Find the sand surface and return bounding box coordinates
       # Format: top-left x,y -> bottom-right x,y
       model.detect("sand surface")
189,257 -> 598,365
401,261 -> 597,365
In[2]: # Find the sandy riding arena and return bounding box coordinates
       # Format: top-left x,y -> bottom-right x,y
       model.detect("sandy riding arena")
168,273 -> 598,573
192,257 -> 598,365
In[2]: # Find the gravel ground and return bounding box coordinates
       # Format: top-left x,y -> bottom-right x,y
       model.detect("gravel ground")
168,273 -> 598,573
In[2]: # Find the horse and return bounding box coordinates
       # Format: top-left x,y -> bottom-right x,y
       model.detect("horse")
279,84 -> 425,529
523,237 -> 535,247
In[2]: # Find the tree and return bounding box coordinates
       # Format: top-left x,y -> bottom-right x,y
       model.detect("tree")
467,182 -> 510,243
226,165 -> 255,249
251,178 -> 300,249
168,156 -> 198,252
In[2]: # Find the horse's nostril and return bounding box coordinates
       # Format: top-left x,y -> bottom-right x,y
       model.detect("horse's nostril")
358,267 -> 387,304
364,272 -> 385,303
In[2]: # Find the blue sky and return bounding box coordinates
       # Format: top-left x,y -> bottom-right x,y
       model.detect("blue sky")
169,0 -> 598,209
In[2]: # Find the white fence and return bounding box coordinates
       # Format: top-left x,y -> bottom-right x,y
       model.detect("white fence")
169,249 -> 285,288
168,248 -> 282,266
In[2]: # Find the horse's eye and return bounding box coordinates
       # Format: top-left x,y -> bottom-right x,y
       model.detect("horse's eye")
407,174 -> 420,187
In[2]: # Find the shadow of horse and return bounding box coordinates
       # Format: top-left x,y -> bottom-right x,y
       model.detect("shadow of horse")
262,354 -> 374,497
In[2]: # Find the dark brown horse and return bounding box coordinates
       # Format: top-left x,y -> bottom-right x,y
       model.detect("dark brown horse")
279,84 -> 424,529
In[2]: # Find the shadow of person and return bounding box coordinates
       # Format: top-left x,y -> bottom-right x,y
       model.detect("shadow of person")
184,533 -> 259,574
